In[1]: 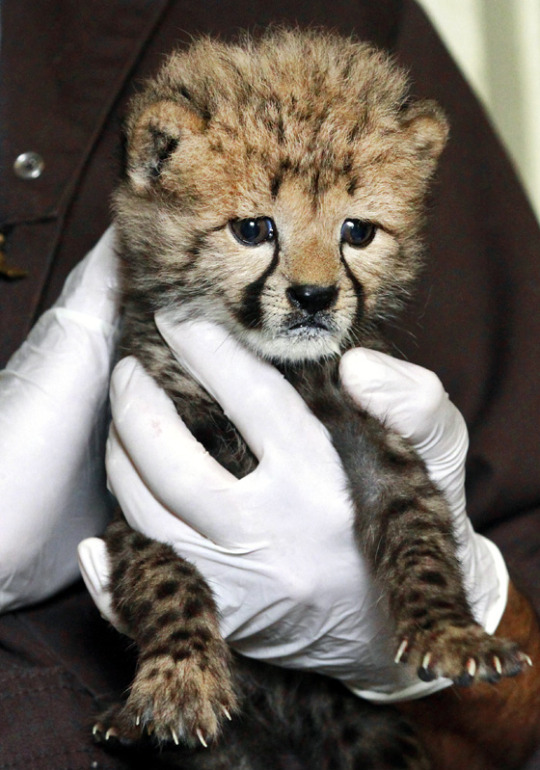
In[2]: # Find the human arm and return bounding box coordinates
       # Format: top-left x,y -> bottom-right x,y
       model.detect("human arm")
0,228 -> 119,612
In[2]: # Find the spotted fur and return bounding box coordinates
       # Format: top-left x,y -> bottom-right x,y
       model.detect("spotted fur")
96,30 -> 525,767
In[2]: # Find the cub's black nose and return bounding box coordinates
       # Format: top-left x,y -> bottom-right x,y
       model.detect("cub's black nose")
286,284 -> 338,314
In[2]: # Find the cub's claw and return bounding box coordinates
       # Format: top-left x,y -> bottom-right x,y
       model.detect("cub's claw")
418,652 -> 436,682
394,639 -> 409,664
196,728 -> 209,748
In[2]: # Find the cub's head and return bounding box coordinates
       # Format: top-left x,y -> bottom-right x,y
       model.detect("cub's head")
115,29 -> 448,363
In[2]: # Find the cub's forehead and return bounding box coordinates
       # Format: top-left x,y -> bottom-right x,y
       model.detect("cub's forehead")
125,30 -> 446,220
151,33 -> 411,204
155,30 -> 409,153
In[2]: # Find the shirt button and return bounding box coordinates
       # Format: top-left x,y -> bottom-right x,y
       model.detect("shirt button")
13,151 -> 45,180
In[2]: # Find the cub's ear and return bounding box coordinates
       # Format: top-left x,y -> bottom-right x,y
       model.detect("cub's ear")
126,100 -> 205,192
399,99 -> 449,163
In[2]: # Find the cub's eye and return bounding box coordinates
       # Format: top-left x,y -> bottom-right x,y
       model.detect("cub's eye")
341,219 -> 376,248
230,217 -> 275,246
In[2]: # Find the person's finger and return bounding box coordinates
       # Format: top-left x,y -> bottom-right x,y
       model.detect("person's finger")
108,422 -> 266,549
155,312 -> 332,461
339,347 -> 447,442
109,357 -> 272,545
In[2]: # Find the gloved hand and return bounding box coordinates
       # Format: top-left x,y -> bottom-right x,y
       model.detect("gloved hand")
0,227 -> 119,612
79,313 -> 509,702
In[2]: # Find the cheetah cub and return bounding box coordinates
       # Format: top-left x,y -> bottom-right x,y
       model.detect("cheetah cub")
96,29 -> 526,769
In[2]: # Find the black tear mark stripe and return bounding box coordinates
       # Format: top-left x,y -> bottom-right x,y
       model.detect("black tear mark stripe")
235,243 -> 280,329
339,247 -> 364,326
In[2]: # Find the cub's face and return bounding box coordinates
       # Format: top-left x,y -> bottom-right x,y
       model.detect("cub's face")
115,32 -> 448,363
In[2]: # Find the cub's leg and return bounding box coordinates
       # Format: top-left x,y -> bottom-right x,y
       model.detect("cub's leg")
94,517 -> 237,746
351,420 -> 527,685
302,376 -> 527,687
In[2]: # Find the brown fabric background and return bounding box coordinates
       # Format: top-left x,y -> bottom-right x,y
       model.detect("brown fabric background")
1,1 -> 539,767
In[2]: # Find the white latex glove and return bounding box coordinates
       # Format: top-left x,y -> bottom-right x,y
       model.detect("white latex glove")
79,314 -> 508,702
0,227 -> 120,612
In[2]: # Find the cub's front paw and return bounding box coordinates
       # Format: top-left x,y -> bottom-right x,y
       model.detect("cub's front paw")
395,625 -> 532,685
94,652 -> 237,747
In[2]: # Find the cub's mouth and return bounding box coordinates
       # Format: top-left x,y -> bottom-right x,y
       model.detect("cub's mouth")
287,317 -> 333,332
249,311 -> 343,363
240,314 -> 343,363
